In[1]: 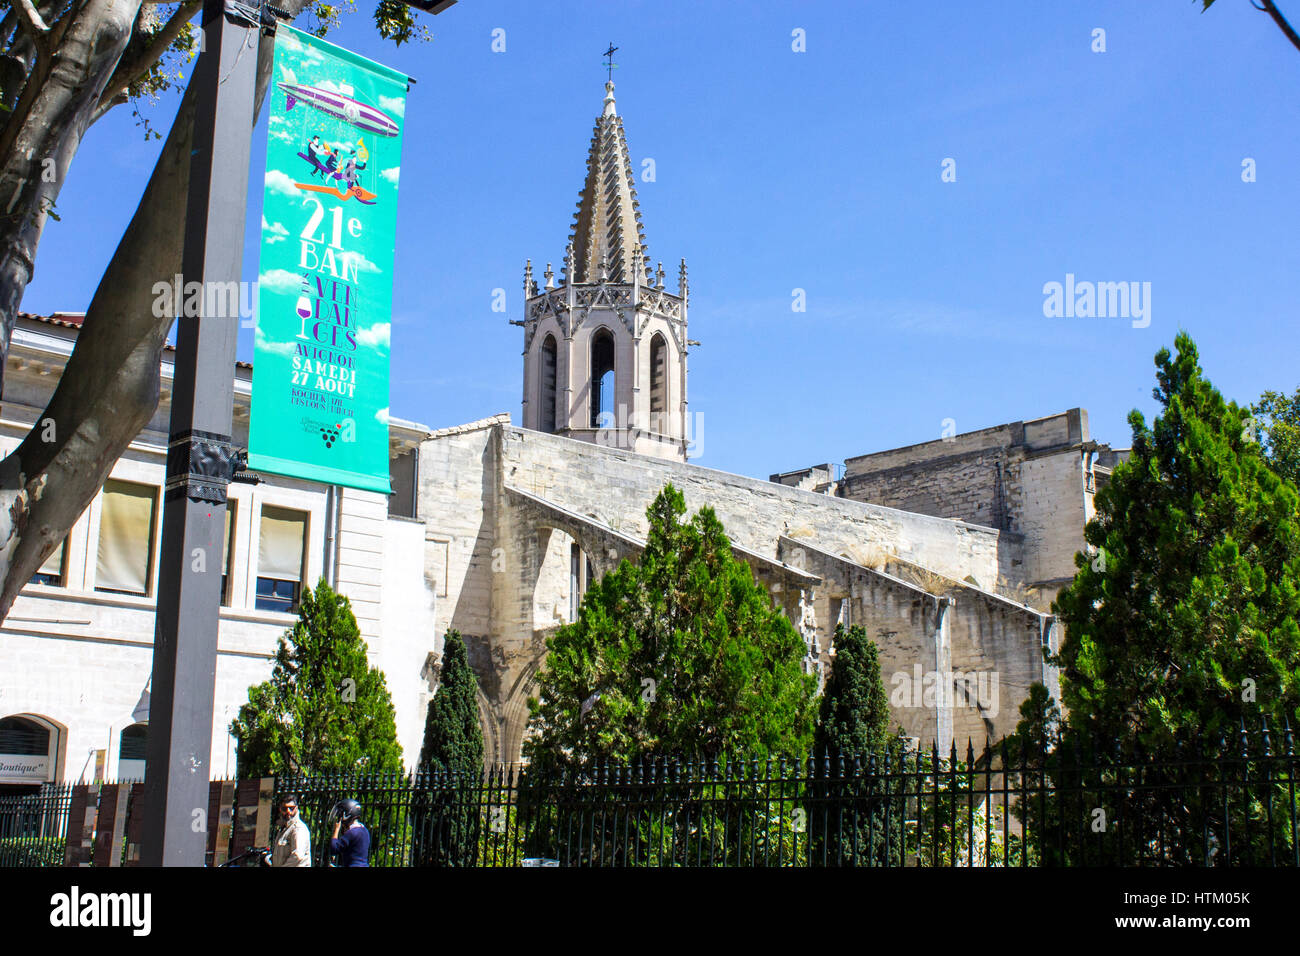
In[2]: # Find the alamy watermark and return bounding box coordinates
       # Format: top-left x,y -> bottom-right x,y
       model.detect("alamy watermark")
1042,273 -> 1150,328
152,274 -> 257,323
593,403 -> 704,457
50,887 -> 151,936
890,665 -> 1000,717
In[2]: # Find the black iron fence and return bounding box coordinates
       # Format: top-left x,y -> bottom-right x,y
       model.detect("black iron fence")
0,781 -> 74,867
280,726 -> 1298,867
4,725 -> 1297,866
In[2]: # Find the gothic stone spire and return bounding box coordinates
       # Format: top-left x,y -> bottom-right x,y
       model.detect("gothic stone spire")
567,80 -> 650,285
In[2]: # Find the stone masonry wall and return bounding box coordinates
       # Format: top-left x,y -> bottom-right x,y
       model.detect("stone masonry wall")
416,420 -> 1058,762
832,410 -> 1096,607
416,417 -> 505,646
781,540 -> 1051,749
839,446 -> 1011,532
498,426 -> 1005,587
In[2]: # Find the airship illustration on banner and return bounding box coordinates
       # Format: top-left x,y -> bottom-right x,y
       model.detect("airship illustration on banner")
277,82 -> 400,137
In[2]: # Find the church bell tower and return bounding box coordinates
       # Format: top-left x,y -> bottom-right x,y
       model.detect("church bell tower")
518,73 -> 692,462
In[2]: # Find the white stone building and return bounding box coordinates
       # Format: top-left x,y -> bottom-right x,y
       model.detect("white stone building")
0,311 -> 437,790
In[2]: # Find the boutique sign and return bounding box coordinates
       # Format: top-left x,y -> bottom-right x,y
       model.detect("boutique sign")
0,754 -> 49,784
249,24 -> 409,493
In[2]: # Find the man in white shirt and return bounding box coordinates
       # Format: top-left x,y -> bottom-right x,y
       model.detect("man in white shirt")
272,794 -> 311,867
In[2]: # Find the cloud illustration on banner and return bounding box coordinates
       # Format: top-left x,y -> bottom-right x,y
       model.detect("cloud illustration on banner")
262,217 -> 289,244
265,169 -> 299,197
255,324 -> 300,357
343,251 -> 382,276
259,268 -> 302,293
378,94 -> 405,118
381,167 -> 400,185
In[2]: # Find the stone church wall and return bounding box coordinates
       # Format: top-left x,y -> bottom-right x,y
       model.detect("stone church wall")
497,425 -> 1005,587
417,416 -> 505,646
830,409 -> 1099,607
840,445 -> 1011,531
782,540 -> 1053,750
415,420 -> 1065,762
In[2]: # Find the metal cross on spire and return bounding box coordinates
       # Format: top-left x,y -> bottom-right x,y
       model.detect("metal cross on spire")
603,42 -> 619,82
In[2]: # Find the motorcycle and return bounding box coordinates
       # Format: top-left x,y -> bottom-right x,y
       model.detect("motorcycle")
218,845 -> 272,867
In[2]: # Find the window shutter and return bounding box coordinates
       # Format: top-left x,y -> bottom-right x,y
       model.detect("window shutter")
38,539 -> 65,578
258,506 -> 306,581
96,481 -> 156,593
222,506 -> 233,575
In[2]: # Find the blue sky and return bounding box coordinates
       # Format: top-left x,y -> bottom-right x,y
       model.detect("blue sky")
23,0 -> 1300,479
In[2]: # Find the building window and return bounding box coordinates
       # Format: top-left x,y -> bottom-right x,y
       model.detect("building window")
540,334 -> 558,433
95,480 -> 158,596
389,449 -> 418,519
257,506 -> 306,613
590,329 -> 615,429
118,723 -> 147,781
31,538 -> 66,587
649,332 -> 667,429
221,505 -> 235,607
0,717 -> 49,757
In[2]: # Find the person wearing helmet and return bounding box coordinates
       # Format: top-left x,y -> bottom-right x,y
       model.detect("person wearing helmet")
327,798 -> 371,867
271,794 -> 311,867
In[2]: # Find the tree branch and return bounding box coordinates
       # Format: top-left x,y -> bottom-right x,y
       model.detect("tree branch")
96,0 -> 200,113
88,90 -> 128,124
12,0 -> 51,52
1259,0 -> 1300,53
1,9 -> 20,49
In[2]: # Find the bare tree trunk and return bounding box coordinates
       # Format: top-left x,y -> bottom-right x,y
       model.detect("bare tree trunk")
0,2 -> 303,621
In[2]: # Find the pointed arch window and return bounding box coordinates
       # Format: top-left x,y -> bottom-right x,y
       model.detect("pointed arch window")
590,329 -> 616,429
649,333 -> 667,431
540,335 -> 558,433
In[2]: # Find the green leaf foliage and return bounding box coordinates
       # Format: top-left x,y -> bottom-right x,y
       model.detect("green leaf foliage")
523,483 -> 817,770
1250,387 -> 1300,488
809,623 -> 906,866
813,624 -> 896,759
418,629 -> 484,777
1053,332 -> 1300,755
230,578 -> 403,777
411,629 -> 484,867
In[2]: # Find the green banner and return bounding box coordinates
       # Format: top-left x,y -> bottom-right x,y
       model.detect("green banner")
250,24 -> 408,494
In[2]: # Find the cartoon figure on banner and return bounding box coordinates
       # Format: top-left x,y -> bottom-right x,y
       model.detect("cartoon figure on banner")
279,79 -> 397,205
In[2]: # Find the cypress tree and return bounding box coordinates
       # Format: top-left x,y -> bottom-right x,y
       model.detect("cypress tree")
414,630 -> 484,866
1043,334 -> 1300,863
418,630 -> 484,776
813,623 -> 893,759
523,484 -> 817,864
1054,332 -> 1300,751
230,578 -> 403,778
524,483 -> 817,770
810,623 -> 902,865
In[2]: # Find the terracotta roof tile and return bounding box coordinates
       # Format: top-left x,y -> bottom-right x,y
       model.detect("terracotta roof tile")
20,311 -> 253,369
